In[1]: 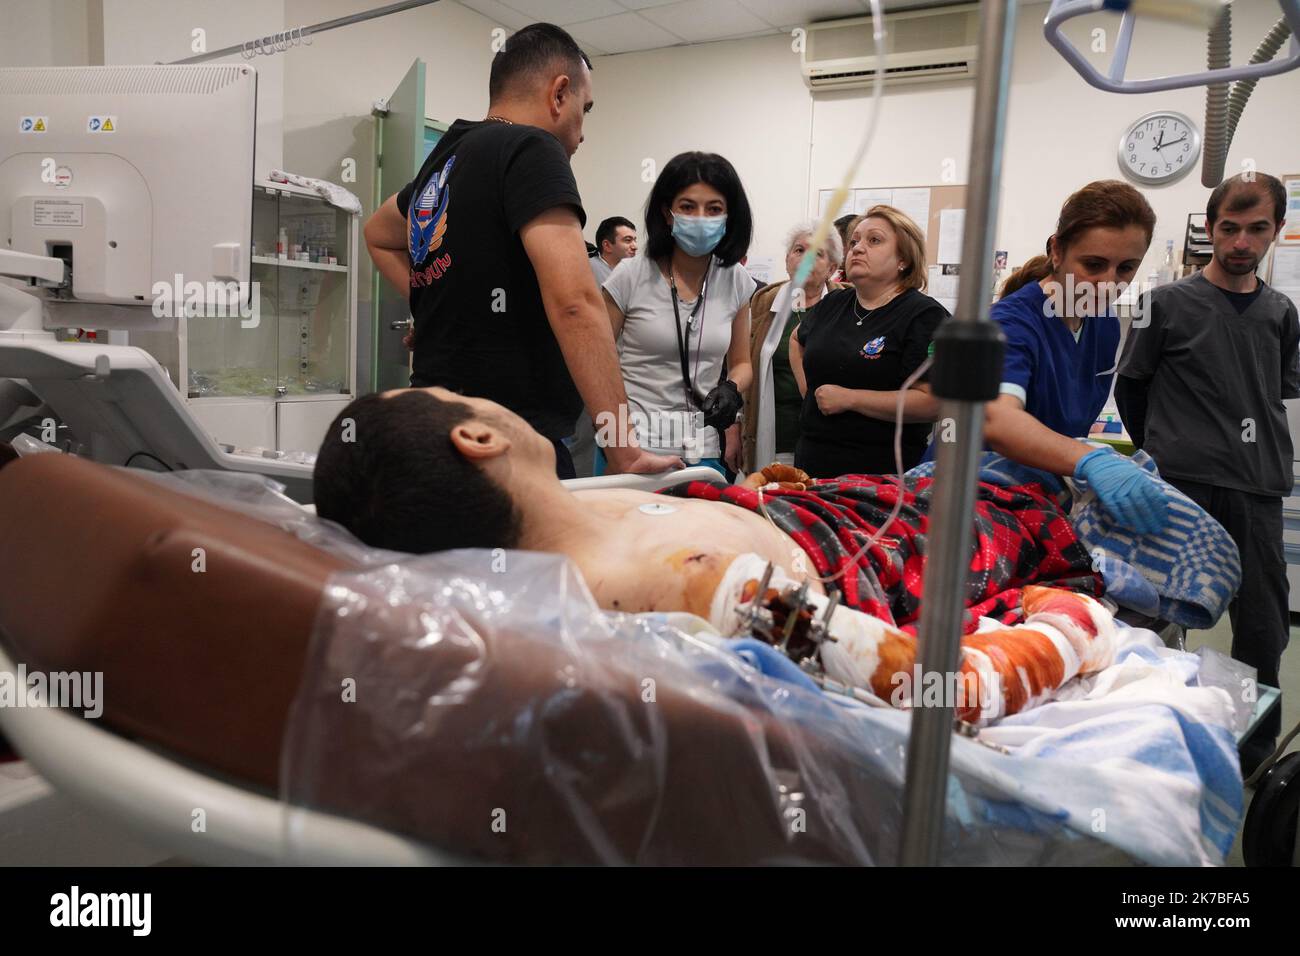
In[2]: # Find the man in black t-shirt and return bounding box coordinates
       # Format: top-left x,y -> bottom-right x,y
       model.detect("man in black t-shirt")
1118,173 -> 1299,776
363,23 -> 679,478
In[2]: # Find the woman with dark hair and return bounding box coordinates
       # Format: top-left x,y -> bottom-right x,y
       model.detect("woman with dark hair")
951,179 -> 1170,533
597,151 -> 755,478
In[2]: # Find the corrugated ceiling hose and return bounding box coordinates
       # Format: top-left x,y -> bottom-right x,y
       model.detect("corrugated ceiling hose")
1202,6 -> 1293,188
1201,3 -> 1232,188
1225,18 -> 1293,147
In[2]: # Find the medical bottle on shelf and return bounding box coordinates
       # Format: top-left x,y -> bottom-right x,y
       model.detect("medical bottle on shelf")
1159,239 -> 1177,285
277,227 -> 287,259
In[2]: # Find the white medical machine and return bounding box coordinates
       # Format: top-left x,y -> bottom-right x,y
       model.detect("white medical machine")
0,64 -> 315,501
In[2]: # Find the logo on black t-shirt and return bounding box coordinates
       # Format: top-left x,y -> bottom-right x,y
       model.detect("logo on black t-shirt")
409,154 -> 456,268
861,335 -> 886,359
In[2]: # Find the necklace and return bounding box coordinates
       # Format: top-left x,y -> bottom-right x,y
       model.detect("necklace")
853,290 -> 896,326
484,114 -> 514,125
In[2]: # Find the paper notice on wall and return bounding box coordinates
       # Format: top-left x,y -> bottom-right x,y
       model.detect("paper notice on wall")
1272,245 -> 1300,309
937,208 -> 965,264
928,265 -> 959,302
853,188 -> 894,215
892,187 -> 932,239
1284,179 -> 1300,244
818,189 -> 853,221
1273,245 -> 1300,284
745,255 -> 776,284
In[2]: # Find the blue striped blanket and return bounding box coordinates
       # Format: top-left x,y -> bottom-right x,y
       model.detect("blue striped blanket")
908,449 -> 1241,629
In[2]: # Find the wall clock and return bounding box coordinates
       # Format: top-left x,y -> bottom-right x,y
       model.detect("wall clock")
1117,110 -> 1201,185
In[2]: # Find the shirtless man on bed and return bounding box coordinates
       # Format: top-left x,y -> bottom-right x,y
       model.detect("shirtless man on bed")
313,387 -> 1122,723
314,386 -> 822,620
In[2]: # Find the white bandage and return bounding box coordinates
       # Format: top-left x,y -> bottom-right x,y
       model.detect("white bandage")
709,553 -> 895,703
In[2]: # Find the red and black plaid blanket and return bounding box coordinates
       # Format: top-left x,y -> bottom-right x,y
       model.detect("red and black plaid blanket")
660,474 -> 1102,634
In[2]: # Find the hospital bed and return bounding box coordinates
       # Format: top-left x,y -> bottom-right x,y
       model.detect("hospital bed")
0,448 -> 1259,866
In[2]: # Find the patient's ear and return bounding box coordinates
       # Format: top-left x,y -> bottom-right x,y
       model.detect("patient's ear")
449,420 -> 511,461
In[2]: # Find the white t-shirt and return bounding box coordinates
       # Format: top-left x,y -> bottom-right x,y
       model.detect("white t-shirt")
589,255 -> 613,285
602,254 -> 751,458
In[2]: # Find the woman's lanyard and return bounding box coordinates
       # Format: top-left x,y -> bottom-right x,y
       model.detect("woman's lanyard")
669,262 -> 711,410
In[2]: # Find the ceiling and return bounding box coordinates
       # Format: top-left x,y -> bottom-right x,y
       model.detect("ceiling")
455,0 -> 966,56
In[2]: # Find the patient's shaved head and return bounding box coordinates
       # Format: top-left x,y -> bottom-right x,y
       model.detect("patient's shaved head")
314,390 -> 522,554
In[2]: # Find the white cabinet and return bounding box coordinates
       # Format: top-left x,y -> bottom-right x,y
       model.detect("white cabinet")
133,179 -> 359,454
277,398 -> 351,457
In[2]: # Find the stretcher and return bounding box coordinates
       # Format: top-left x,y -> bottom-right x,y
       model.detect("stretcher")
0,451 -> 1251,866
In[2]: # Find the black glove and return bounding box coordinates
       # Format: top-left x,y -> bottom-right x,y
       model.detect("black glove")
701,379 -> 743,431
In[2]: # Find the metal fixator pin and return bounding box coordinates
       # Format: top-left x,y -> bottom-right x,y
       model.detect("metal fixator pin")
748,562 -> 775,631
779,580 -> 810,652
821,588 -> 841,631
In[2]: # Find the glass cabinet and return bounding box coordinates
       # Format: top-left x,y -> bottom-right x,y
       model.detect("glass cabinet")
164,179 -> 360,454
186,183 -> 355,400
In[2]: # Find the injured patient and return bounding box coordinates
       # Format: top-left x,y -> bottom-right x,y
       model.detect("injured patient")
314,387 -> 1120,723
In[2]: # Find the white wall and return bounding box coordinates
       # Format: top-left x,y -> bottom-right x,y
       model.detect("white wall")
280,0 -> 501,283
13,0 -> 1298,286
576,0 -> 1300,282
0,0 -> 97,68
100,0 -> 285,179
571,31 -> 813,269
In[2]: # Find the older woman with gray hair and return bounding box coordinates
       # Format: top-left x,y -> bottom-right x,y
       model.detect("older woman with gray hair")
739,221 -> 844,473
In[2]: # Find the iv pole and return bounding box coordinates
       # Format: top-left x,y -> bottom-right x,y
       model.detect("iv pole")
898,0 -> 1017,867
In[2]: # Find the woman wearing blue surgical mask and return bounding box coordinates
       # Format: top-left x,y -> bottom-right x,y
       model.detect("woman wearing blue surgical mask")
597,151 -> 755,478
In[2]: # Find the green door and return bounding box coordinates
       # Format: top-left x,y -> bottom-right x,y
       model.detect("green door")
371,58 -> 425,392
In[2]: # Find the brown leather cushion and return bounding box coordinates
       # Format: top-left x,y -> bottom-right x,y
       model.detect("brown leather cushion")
0,453 -> 350,788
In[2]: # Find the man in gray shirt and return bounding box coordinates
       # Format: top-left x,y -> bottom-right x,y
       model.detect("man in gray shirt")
1117,172 -> 1299,775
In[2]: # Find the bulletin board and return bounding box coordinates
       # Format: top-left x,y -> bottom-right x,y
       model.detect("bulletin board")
1269,174 -> 1300,310
817,183 -> 969,311
1281,174 -> 1300,245
921,184 -> 968,267
816,183 -> 969,267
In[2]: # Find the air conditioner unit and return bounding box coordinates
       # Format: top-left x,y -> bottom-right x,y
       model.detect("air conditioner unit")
801,4 -> 980,91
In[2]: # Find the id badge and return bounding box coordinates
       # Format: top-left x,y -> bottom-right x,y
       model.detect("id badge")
682,411 -> 704,464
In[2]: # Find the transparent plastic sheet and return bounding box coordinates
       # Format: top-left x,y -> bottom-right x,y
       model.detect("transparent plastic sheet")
1196,646 -> 1256,735
9,433 -> 61,456
125,467 -> 403,567
280,550 -> 1133,866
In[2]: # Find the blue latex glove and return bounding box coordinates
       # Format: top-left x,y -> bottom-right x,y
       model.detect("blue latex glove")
1074,448 -> 1169,534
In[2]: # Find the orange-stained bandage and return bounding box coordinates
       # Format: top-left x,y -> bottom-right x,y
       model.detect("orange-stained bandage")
712,556 -> 1118,724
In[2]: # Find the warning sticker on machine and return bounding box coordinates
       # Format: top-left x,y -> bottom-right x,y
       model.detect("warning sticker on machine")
33,199 -> 84,227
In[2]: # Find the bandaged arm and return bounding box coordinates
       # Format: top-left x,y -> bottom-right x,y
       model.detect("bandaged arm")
710,554 -> 1118,723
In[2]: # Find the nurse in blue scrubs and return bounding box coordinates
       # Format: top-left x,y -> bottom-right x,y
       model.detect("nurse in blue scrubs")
961,180 -> 1169,533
